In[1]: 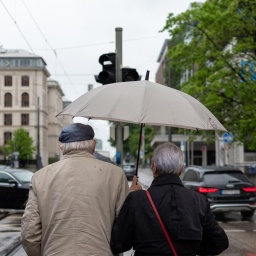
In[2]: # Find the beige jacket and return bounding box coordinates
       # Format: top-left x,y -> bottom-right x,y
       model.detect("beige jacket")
21,150 -> 129,256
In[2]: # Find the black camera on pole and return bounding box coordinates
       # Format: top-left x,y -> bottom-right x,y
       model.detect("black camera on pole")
95,53 -> 116,85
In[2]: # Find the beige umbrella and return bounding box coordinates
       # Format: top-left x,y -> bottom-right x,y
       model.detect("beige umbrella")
57,78 -> 226,173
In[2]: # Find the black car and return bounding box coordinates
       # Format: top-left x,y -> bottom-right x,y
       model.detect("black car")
180,166 -> 256,219
0,166 -> 34,209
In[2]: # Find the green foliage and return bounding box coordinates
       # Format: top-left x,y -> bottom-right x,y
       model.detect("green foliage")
3,128 -> 35,160
109,124 -> 155,163
162,0 -> 256,148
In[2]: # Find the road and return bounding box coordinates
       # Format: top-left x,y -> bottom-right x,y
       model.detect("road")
1,168 -> 256,256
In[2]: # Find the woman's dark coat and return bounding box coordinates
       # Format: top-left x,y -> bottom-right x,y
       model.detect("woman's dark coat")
111,173 -> 229,256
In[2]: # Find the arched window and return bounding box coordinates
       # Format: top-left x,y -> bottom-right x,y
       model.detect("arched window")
4,132 -> 12,144
21,93 -> 29,107
5,76 -> 12,86
4,93 -> 12,107
22,76 -> 29,86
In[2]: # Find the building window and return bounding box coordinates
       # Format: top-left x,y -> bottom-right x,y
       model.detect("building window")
21,76 -> 29,86
4,93 -> 12,107
4,114 -> 12,126
20,59 -> 30,67
21,93 -> 29,107
4,132 -> 12,144
21,114 -> 29,125
5,76 -> 12,86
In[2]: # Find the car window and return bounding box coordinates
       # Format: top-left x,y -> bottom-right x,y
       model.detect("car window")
12,171 -> 33,183
0,172 -> 15,183
182,170 -> 199,182
124,164 -> 135,168
203,171 -> 250,186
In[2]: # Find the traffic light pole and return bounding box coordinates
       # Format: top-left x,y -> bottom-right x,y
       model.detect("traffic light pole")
115,27 -> 123,167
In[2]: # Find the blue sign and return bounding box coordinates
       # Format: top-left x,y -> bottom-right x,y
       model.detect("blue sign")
241,60 -> 256,81
116,151 -> 121,164
222,133 -> 233,143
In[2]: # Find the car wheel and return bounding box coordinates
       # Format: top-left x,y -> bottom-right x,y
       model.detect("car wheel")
241,210 -> 255,219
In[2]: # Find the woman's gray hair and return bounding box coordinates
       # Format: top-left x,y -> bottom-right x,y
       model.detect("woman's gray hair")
151,142 -> 184,175
59,139 -> 95,155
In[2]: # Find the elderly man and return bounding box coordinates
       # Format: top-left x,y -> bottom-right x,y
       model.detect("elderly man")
110,142 -> 229,256
21,123 -> 140,256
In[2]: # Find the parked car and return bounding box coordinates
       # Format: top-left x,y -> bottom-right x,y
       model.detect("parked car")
0,166 -> 34,209
123,163 -> 136,180
180,166 -> 256,219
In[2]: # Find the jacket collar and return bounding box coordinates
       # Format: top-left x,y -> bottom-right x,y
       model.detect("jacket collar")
151,173 -> 184,187
62,150 -> 96,160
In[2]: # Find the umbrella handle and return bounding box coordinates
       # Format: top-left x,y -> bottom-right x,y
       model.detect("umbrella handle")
135,123 -> 144,176
135,71 -> 149,175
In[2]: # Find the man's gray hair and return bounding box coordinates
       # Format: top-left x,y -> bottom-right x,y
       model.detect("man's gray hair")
151,142 -> 184,175
59,140 -> 95,155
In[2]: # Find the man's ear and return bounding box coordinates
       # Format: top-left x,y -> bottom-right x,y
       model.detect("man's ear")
92,139 -> 96,152
152,162 -> 158,176
178,165 -> 185,176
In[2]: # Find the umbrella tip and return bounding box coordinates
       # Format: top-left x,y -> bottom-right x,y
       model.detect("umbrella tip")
145,70 -> 150,80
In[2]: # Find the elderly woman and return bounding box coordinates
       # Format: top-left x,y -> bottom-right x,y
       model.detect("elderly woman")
110,142 -> 229,256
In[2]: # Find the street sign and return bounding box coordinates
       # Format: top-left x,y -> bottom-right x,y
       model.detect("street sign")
222,132 -> 233,143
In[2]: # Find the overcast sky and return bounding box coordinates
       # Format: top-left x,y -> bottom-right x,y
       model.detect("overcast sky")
0,0 -> 197,157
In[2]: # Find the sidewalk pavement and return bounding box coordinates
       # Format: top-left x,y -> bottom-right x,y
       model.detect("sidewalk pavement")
0,233 -> 21,255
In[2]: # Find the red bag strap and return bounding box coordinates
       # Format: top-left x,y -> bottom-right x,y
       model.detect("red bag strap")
146,189 -> 178,256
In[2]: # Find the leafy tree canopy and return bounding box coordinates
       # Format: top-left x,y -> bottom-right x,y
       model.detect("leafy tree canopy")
162,0 -> 256,149
3,128 -> 35,160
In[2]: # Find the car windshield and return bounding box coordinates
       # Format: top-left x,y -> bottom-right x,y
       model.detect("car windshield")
203,171 -> 250,186
12,171 -> 34,183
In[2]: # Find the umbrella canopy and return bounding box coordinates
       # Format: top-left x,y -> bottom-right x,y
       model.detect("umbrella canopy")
57,79 -> 226,175
57,80 -> 226,131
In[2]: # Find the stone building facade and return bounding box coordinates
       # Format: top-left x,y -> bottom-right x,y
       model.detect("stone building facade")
0,48 -> 72,167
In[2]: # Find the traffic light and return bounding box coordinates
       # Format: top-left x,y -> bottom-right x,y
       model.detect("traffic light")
95,52 -> 141,84
122,67 -> 141,82
95,53 -> 116,85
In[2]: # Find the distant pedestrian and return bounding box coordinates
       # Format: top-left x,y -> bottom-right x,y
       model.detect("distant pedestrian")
110,142 -> 229,255
21,123 -> 140,256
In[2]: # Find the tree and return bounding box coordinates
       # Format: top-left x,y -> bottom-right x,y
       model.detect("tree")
162,0 -> 256,149
109,124 -> 155,164
3,128 -> 35,167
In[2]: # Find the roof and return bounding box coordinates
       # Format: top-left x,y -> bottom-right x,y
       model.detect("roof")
47,79 -> 65,96
157,39 -> 170,63
0,48 -> 47,65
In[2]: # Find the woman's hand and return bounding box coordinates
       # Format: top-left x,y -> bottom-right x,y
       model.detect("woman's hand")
129,176 -> 142,191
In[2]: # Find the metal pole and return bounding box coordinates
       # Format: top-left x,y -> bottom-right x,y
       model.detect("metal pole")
168,59 -> 172,142
187,141 -> 190,166
115,27 -> 123,167
116,27 -> 122,83
36,97 -> 41,170
215,139 -> 220,166
191,141 -> 194,165
142,126 -> 145,166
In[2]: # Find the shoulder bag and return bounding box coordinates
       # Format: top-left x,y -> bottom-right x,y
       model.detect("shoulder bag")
146,189 -> 178,256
